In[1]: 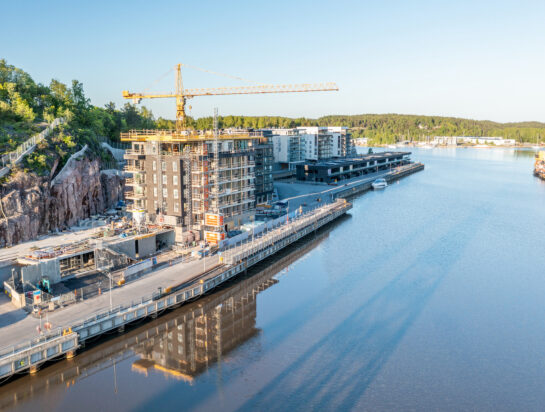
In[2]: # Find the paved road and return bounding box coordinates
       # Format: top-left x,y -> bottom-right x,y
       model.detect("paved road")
0,294 -> 26,329
276,168 -> 394,211
0,253 -> 220,350
0,200 -> 345,352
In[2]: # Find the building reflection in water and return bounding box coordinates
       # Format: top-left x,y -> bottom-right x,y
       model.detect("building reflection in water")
0,217 -> 339,409
131,271 -> 277,382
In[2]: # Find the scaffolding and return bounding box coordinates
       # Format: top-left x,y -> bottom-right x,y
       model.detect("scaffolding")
123,129 -> 263,243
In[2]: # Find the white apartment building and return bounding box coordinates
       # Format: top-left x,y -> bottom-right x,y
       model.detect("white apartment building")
297,126 -> 355,160
461,137 -> 516,146
432,136 -> 517,146
267,126 -> 355,166
268,128 -> 305,165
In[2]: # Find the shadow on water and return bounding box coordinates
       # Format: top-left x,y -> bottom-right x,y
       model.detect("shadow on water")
253,198 -> 443,350
238,206 -> 487,411
0,216 -> 345,411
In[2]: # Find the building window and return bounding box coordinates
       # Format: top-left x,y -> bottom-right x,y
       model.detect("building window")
173,161 -> 178,172
153,187 -> 157,197
174,202 -> 179,212
161,161 -> 166,171
173,175 -> 178,185
173,189 -> 179,199
162,188 -> 167,198
162,175 -> 167,185
154,200 -> 158,211
153,174 -> 157,184
152,160 -> 157,171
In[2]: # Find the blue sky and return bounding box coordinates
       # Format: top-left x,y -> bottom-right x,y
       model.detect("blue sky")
2,0 -> 544,122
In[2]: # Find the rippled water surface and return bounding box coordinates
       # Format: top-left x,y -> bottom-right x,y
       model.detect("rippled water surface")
2,148 -> 545,411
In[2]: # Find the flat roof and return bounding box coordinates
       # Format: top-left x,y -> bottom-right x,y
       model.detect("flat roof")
301,152 -> 411,168
10,227 -> 174,263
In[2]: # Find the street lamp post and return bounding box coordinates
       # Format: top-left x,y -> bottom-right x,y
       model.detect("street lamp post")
109,271 -> 113,310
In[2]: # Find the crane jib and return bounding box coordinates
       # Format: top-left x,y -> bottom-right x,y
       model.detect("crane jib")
121,63 -> 338,131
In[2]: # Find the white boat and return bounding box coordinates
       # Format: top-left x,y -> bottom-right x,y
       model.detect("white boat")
372,178 -> 388,190
387,144 -> 397,149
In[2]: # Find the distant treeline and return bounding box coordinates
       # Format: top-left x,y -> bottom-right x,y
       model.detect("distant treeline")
3,57 -> 544,157
157,114 -> 545,144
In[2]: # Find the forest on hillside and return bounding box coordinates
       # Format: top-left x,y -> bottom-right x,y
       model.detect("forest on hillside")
2,58 -> 544,172
0,59 -> 154,175
158,114 -> 545,144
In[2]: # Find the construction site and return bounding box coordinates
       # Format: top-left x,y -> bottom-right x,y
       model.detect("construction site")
0,63 -> 341,315
122,64 -> 338,246
1,218 -> 175,310
0,62 -> 425,383
123,128 -> 265,245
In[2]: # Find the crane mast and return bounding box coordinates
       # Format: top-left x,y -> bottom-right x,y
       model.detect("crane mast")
175,64 -> 186,131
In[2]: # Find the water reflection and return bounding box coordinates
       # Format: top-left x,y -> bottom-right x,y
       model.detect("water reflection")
239,209 -> 482,411
130,272 -> 275,382
0,218 -> 340,411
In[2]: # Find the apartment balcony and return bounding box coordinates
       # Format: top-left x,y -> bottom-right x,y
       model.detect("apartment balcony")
210,185 -> 254,198
191,181 -> 211,188
126,203 -> 146,212
125,190 -> 146,200
125,178 -> 146,186
212,174 -> 255,185
212,199 -> 256,214
191,168 -> 210,174
208,162 -> 255,172
124,149 -> 146,160
192,174 -> 255,188
124,164 -> 145,173
191,192 -> 211,201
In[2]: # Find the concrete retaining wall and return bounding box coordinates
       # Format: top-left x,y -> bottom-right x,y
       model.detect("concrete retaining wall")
137,236 -> 156,258
21,260 -> 61,285
108,238 -> 137,260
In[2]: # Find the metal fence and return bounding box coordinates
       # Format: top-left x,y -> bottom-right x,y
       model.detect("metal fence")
0,118 -> 65,170
0,200 -> 351,369
95,135 -> 130,150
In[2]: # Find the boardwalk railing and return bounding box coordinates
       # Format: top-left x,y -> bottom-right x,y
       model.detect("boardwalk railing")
0,118 -> 65,178
0,200 -> 352,379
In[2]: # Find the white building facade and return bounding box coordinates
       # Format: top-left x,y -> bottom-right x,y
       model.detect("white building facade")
267,126 -> 355,167
268,128 -> 305,165
432,136 -> 517,146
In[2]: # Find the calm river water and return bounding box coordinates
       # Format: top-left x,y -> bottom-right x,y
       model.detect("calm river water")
2,147 -> 545,411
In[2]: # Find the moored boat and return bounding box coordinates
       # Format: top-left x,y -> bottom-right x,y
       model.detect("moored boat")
372,178 -> 388,189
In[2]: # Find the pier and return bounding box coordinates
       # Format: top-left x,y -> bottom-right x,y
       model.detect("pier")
0,227 -> 331,409
0,161 -> 423,382
0,199 -> 351,381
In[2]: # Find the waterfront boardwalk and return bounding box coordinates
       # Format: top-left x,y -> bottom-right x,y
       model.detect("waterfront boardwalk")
0,199 -> 352,380
0,162 -> 423,381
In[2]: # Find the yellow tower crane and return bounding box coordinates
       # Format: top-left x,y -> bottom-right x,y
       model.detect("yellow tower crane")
122,63 -> 339,131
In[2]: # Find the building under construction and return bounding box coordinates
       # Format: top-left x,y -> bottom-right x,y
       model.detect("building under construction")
123,129 -> 272,244
121,63 -> 338,244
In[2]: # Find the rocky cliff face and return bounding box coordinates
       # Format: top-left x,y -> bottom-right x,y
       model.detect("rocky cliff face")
0,157 -> 124,247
